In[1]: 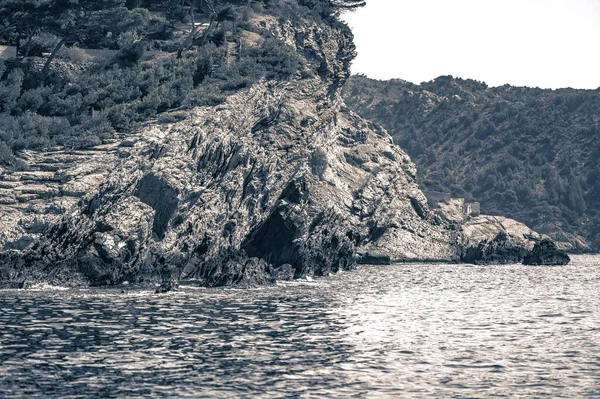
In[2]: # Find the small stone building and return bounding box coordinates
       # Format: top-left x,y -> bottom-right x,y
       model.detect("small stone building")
463,201 -> 481,216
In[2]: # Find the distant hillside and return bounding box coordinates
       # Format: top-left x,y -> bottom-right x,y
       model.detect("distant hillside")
343,75 -> 600,251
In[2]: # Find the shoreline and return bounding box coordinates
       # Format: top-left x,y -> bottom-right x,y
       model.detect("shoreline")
2,254 -> 597,292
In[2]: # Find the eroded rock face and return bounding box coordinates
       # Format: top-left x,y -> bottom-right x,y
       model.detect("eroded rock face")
0,79 -> 464,287
524,239 -> 571,266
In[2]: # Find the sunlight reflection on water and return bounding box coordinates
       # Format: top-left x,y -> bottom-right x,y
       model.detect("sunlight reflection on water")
1,255 -> 599,398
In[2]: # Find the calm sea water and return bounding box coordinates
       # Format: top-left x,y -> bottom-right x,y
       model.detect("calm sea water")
1,255 -> 599,398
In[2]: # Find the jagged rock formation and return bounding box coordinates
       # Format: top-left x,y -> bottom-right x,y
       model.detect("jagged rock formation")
0,79 -> 461,287
344,75 -> 599,252
428,196 -> 545,264
436,203 -> 543,264
524,239 -> 570,266
0,2 -> 551,289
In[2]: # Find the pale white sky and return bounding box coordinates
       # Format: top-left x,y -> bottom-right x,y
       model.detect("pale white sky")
342,0 -> 600,89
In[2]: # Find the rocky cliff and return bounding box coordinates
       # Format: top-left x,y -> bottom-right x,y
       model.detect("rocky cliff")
0,3 -> 548,289
1,77 -> 463,287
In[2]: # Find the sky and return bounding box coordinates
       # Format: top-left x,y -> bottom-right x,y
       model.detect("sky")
342,0 -> 600,89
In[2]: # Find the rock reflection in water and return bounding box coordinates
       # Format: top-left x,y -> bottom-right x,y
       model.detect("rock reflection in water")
1,255 -> 600,398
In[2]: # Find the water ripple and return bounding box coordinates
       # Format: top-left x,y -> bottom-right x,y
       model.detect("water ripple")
0,255 -> 599,398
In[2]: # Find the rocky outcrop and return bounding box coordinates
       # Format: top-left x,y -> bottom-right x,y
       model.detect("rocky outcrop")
461,231 -> 529,264
0,78 -> 463,288
431,205 -> 542,264
523,239 -> 571,266
458,215 -> 540,264
0,5 -> 551,289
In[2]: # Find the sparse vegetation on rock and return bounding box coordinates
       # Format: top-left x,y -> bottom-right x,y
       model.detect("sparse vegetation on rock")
0,0 -> 342,163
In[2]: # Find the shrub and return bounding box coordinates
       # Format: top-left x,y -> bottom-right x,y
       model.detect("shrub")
115,42 -> 145,66
249,38 -> 302,80
158,110 -> 188,124
58,47 -> 95,63
0,140 -> 15,166
0,68 -> 24,112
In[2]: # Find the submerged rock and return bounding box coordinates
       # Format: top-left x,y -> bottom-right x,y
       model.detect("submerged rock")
523,239 -> 570,266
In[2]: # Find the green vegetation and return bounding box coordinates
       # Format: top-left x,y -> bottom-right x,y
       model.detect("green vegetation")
344,75 -> 600,250
0,0 -> 363,166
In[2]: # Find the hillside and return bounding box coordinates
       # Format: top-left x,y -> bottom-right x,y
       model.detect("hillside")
343,75 -> 600,251
0,0 -> 362,166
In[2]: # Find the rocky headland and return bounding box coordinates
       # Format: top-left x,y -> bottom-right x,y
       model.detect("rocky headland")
0,1 -> 566,290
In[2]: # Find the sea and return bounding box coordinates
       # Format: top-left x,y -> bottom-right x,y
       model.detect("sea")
1,255 -> 599,398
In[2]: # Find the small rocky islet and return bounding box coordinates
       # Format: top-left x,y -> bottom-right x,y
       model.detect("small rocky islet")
524,239 -> 571,266
0,0 -> 570,292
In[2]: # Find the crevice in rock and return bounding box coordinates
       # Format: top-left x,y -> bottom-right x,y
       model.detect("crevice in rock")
244,208 -> 300,268
135,174 -> 179,240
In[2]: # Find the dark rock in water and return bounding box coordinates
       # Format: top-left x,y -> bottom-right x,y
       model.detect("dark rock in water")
155,278 -> 179,293
199,252 -> 275,288
523,239 -> 570,266
461,231 -> 528,264
273,264 -> 294,281
358,251 -> 392,265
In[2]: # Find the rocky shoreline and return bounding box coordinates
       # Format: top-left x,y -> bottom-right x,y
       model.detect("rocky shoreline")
0,243 -> 573,292
0,6 -> 570,292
